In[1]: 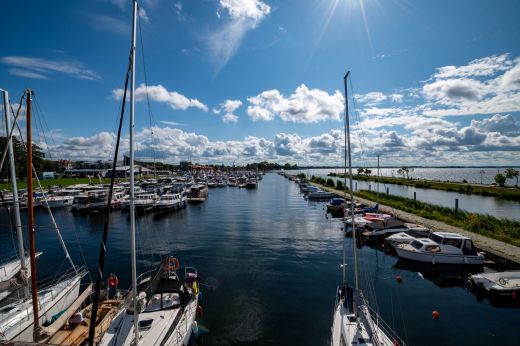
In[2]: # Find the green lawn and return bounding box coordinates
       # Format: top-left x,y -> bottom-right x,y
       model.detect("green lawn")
0,177 -> 114,191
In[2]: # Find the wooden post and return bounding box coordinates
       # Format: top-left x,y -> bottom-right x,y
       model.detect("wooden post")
414,191 -> 416,201
26,89 -> 39,328
386,187 -> 389,195
455,198 -> 459,212
355,182 -> 357,191
369,184 -> 371,191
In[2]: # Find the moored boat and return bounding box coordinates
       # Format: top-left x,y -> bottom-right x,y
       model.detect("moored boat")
395,232 -> 484,265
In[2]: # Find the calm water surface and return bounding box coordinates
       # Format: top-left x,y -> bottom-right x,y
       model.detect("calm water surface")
1,173 -> 518,345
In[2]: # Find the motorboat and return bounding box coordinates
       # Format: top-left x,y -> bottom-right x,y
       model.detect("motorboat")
306,186 -> 335,200
395,232 -> 484,265
469,271 -> 520,296
153,193 -> 186,212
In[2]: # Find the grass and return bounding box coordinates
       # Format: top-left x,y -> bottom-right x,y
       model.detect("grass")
0,177 -> 114,191
328,173 -> 520,201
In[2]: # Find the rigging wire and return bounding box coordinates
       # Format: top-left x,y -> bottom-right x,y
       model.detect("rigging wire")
138,8 -> 158,175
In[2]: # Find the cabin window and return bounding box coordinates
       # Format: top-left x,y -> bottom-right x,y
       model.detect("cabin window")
443,239 -> 463,248
425,245 -> 440,253
410,240 -> 423,249
139,319 -> 153,330
430,234 -> 443,244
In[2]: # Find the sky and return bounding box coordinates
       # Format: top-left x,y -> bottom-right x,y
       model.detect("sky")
1,0 -> 520,167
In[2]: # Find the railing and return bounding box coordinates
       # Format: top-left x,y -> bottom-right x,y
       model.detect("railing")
365,301 -> 407,346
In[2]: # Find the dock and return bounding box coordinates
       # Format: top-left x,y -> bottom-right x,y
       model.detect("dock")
313,183 -> 520,269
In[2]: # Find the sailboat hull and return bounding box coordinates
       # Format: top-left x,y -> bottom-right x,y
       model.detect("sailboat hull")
0,274 -> 82,342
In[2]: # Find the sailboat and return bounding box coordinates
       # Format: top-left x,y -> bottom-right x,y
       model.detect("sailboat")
330,72 -> 405,346
89,2 -> 200,345
0,89 -> 87,342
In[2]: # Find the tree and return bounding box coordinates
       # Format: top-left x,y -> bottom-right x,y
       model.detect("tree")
505,168 -> 519,187
357,167 -> 364,175
494,173 -> 506,187
364,168 -> 372,176
336,179 -> 344,190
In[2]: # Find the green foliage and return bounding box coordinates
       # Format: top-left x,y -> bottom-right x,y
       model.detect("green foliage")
357,168 -> 364,175
336,179 -> 344,190
297,173 -> 306,179
495,173 -> 506,187
326,178 -> 335,187
505,168 -> 519,186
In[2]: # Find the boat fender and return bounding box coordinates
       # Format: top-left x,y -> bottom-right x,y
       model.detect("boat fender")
193,281 -> 199,295
192,321 -> 199,334
512,291 -> 517,300
393,340 -> 400,346
396,275 -> 402,284
432,310 -> 440,320
108,274 -> 119,289
196,305 -> 203,317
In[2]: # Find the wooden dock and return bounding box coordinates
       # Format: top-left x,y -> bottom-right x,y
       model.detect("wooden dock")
314,183 -> 520,269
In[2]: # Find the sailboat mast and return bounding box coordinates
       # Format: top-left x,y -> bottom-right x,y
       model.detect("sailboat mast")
26,88 -> 39,326
130,0 -> 140,343
2,90 -> 25,275
343,72 -> 358,291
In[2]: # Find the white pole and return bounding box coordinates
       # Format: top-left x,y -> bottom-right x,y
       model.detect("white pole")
130,0 -> 139,343
2,90 -> 26,275
344,72 -> 358,291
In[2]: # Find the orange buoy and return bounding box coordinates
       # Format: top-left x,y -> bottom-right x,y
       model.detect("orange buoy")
396,275 -> 402,284
196,305 -> 203,317
432,310 -> 440,320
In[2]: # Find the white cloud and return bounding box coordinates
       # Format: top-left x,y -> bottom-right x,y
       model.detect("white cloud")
87,14 -> 129,35
1,56 -> 101,80
113,84 -> 208,112
206,0 -> 270,72
213,99 -> 242,123
433,54 -> 511,79
247,84 -> 343,123
355,92 -> 387,105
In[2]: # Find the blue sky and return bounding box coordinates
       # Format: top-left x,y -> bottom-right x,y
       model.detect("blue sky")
1,0 -> 520,166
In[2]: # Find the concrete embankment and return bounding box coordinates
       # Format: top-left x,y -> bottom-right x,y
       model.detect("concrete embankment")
313,183 -> 520,269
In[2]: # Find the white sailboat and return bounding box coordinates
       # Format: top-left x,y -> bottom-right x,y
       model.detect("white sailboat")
0,89 -> 86,342
331,72 -> 405,346
94,2 -> 200,345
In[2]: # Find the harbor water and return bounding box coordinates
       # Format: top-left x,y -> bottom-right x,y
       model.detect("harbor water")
1,173 -> 519,345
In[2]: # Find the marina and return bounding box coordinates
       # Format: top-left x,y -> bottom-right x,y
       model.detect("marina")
1,0 -> 520,345
1,173 -> 519,345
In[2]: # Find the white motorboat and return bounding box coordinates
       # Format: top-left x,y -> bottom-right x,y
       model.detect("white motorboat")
469,271 -> 520,296
395,232 -> 484,265
0,253 -> 42,303
306,187 -> 335,200
153,193 -> 186,211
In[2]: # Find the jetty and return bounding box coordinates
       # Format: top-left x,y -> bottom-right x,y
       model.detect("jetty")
312,182 -> 520,269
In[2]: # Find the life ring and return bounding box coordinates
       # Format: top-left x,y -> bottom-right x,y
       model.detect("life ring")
165,257 -> 180,271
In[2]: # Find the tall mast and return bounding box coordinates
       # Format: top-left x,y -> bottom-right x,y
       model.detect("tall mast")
343,72 -> 358,291
130,0 -> 140,344
26,88 -> 39,328
2,90 -> 26,279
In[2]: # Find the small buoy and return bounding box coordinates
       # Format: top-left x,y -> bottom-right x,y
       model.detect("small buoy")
196,305 -> 203,317
396,275 -> 402,284
380,243 -> 385,248
512,291 -> 517,299
432,310 -> 440,320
